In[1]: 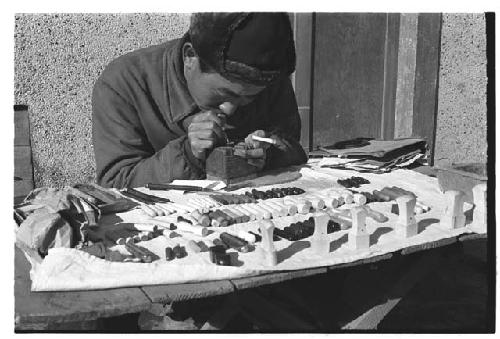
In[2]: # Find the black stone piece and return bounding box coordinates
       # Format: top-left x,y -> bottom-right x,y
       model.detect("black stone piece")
215,253 -> 231,266
248,231 -> 262,242
209,245 -> 227,263
172,245 -> 186,259
165,247 -> 174,261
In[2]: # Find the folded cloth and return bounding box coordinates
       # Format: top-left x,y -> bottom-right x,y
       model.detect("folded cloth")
16,210 -> 73,256
15,186 -> 102,253
319,138 -> 427,161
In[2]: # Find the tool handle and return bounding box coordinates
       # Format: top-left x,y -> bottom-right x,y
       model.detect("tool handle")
146,183 -> 204,191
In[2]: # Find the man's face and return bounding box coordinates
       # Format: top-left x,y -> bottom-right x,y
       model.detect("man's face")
183,44 -> 266,113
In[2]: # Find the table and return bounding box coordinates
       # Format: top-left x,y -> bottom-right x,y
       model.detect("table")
15,231 -> 486,331
14,166 -> 488,331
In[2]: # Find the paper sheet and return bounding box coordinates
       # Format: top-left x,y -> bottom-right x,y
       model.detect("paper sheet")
25,162 -> 486,291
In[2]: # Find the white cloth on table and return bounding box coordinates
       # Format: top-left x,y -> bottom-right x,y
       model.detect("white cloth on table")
25,163 -> 486,291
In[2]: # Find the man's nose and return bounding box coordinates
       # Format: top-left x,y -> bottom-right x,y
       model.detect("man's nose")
219,102 -> 238,116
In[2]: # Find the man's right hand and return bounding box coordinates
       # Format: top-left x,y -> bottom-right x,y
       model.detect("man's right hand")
187,110 -> 226,160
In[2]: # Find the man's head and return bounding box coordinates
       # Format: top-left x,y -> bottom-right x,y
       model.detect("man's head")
183,13 -> 296,112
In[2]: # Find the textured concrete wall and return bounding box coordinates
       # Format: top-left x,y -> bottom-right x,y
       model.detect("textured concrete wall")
434,13 -> 487,165
14,13 -> 190,188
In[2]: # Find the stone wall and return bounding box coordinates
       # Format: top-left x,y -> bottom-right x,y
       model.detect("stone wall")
14,13 -> 190,188
434,13 -> 487,166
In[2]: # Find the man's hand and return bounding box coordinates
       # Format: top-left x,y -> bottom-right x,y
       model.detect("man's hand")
243,130 -> 271,170
187,110 -> 226,159
244,130 -> 272,150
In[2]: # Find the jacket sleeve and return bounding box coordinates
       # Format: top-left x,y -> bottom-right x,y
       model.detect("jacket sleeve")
92,79 -> 205,188
264,77 -> 308,170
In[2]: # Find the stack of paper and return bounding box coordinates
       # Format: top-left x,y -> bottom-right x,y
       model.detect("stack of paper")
312,138 -> 427,173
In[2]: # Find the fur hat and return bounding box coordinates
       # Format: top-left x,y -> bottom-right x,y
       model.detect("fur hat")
188,12 -> 296,85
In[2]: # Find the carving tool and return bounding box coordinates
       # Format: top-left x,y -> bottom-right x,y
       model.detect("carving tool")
251,135 -> 277,145
122,188 -> 170,204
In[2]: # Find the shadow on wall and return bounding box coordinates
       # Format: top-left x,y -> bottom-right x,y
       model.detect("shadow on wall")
14,13 -> 191,188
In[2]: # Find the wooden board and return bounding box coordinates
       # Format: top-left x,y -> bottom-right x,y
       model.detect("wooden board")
14,246 -> 151,329
393,13 -> 419,138
328,253 -> 393,271
14,145 -> 33,180
412,14 -> 442,165
381,14 -> 401,140
14,179 -> 34,204
400,236 -> 458,255
141,280 -> 235,304
14,106 -> 30,146
293,13 -> 314,150
230,267 -> 327,291
312,13 -> 387,147
226,167 -> 302,189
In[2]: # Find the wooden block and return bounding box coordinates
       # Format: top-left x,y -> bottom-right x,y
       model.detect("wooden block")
341,192 -> 354,204
314,193 -> 337,209
348,207 -> 369,251
352,194 -> 367,205
440,190 -> 466,230
283,199 -> 309,214
472,184 -> 487,227
221,208 -> 240,223
285,196 -> 312,213
228,206 -> 250,223
252,204 -> 273,219
232,205 -> 255,221
175,221 -> 208,237
262,201 -> 286,217
266,200 -> 289,216
310,212 -> 330,255
395,195 -> 418,238
361,206 -> 388,223
239,204 -> 263,220
324,190 -> 345,205
186,240 -> 202,253
271,199 -> 297,216
259,220 -> 277,266
206,146 -> 259,181
237,230 -> 257,244
350,207 -> 368,235
310,196 -> 326,210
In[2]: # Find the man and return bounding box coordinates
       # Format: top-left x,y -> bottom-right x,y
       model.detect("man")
92,12 -> 307,188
